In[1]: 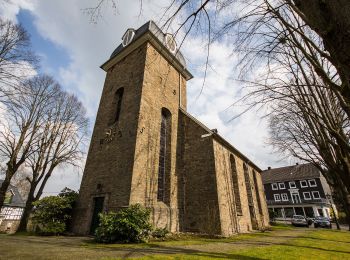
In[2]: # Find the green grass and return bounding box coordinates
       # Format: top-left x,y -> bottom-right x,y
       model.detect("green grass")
1,227 -> 349,259
128,229 -> 350,260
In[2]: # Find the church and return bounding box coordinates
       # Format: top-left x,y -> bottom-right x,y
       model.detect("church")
72,21 -> 269,236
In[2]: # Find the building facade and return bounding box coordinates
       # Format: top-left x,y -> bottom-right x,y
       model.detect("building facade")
0,181 -> 25,233
261,163 -> 334,219
72,21 -> 269,236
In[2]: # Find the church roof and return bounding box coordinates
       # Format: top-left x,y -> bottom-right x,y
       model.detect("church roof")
110,21 -> 187,68
261,163 -> 321,184
179,108 -> 262,172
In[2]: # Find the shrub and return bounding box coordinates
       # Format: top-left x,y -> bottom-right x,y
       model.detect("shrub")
32,188 -> 78,235
95,204 -> 152,243
152,227 -> 169,239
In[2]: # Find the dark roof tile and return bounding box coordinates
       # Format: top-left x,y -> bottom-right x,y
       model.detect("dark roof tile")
261,163 -> 320,183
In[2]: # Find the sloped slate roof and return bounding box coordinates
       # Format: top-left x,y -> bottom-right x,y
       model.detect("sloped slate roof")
0,180 -> 25,207
261,163 -> 321,184
110,20 -> 187,68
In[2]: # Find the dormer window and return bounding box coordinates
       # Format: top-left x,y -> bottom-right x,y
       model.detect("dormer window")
165,34 -> 177,53
122,29 -> 135,47
278,183 -> 286,189
271,183 -> 278,190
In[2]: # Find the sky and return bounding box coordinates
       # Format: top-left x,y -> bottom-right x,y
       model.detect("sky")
0,0 -> 292,195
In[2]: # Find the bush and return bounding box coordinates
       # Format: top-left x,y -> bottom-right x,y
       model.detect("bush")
152,227 -> 169,239
32,188 -> 78,235
95,204 -> 152,243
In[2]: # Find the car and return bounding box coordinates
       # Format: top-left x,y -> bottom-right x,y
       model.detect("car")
314,216 -> 332,228
291,215 -> 309,227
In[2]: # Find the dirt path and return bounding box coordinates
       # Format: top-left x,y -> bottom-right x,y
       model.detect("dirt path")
0,228 -> 310,259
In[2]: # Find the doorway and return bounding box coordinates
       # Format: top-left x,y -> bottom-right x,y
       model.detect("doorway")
90,197 -> 104,235
291,193 -> 301,204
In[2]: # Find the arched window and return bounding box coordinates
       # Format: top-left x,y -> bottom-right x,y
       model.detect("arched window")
230,155 -> 242,215
244,163 -> 257,229
109,88 -> 124,125
157,108 -> 171,203
253,170 -> 263,215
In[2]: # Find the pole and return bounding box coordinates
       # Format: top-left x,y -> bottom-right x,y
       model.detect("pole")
327,194 -> 340,230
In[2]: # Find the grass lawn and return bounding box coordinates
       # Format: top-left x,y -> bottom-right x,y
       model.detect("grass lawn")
0,226 -> 349,259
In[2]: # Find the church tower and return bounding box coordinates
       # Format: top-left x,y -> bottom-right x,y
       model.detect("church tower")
73,21 -> 192,235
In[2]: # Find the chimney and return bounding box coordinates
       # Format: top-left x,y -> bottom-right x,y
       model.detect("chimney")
211,129 -> 218,134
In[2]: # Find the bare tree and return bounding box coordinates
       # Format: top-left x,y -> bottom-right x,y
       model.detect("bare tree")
17,87 -> 89,232
156,0 -> 350,226
0,75 -> 59,210
0,18 -> 37,99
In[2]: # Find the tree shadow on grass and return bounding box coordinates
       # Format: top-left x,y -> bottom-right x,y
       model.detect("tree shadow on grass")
277,241 -> 350,255
295,235 -> 350,244
88,245 -> 263,259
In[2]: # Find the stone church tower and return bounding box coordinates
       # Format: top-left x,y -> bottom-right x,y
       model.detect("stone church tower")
73,21 -> 269,236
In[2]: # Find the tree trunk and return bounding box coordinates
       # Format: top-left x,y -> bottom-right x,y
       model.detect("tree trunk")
292,0 -> 350,102
0,173 -> 12,210
17,184 -> 36,232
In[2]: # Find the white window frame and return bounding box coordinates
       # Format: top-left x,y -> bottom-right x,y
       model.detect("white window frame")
312,191 -> 321,199
278,183 -> 286,189
271,183 -> 278,190
303,192 -> 311,200
274,194 -> 281,202
289,181 -> 296,188
281,193 -> 288,201
300,180 -> 308,188
308,179 -> 317,187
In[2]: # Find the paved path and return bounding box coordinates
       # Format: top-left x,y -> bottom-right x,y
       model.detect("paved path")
0,228 -> 310,260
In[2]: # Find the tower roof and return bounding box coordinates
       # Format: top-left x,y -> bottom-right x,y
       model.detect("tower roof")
101,21 -> 193,80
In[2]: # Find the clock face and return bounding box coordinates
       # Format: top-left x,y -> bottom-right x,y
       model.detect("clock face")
104,126 -> 118,143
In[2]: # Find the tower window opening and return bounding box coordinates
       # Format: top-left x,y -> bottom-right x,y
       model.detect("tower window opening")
165,34 -> 177,53
122,29 -> 135,47
109,87 -> 124,125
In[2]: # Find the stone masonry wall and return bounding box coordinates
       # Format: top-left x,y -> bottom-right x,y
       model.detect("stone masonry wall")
212,139 -> 270,234
177,111 -> 221,234
72,44 -> 148,234
128,42 -> 187,232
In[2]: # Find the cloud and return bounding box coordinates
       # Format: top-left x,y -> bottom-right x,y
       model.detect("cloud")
0,0 -> 34,22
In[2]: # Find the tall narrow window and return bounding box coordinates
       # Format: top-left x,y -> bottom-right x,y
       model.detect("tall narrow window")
230,155 -> 242,215
244,163 -> 257,229
253,170 -> 263,215
157,108 -> 171,203
243,163 -> 253,206
109,87 -> 124,125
